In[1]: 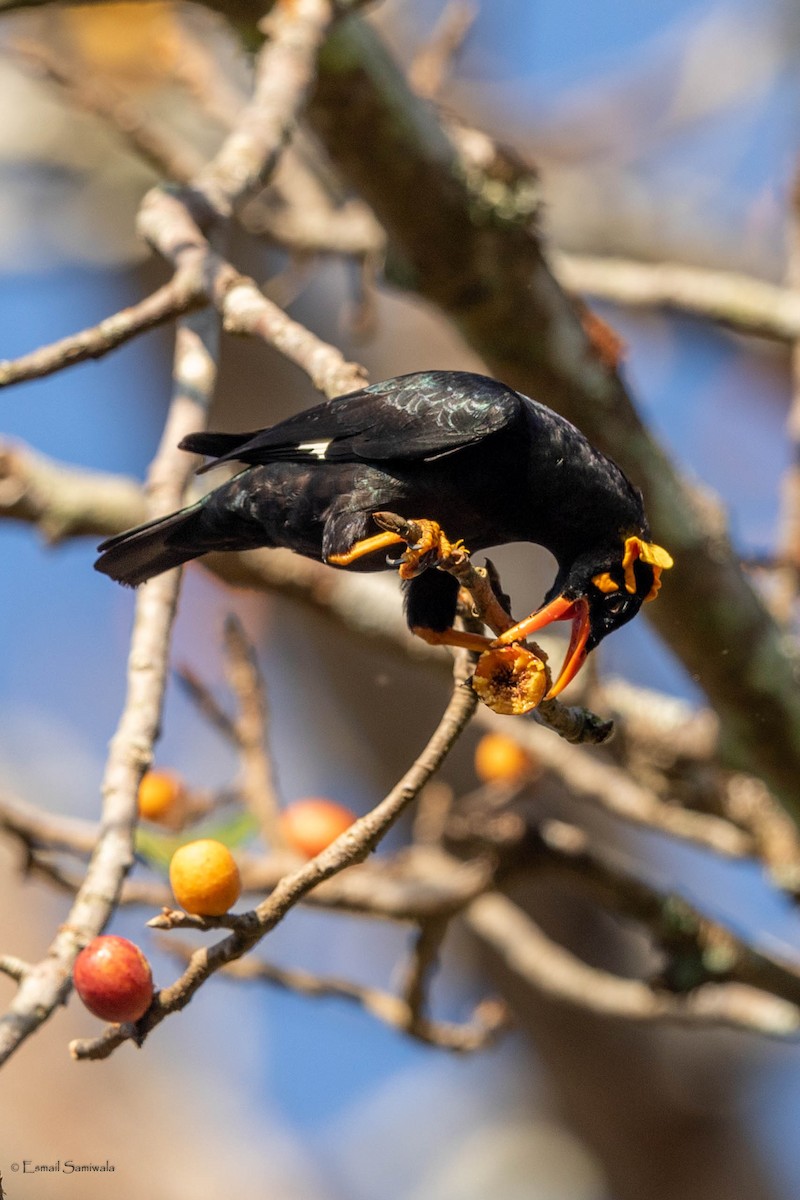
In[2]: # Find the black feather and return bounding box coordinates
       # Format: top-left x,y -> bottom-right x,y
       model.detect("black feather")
95,504 -> 209,586
177,371 -> 521,473
403,570 -> 460,633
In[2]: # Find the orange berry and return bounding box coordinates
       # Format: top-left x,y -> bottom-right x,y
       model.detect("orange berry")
169,839 -> 241,916
138,769 -> 186,825
279,798 -> 356,859
474,732 -> 538,784
73,935 -> 153,1024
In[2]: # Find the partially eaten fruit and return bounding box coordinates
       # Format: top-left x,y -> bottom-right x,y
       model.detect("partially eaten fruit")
472,644 -> 547,715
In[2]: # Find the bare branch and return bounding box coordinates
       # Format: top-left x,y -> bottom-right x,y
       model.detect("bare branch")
553,251 -> 800,344
195,0 -> 337,219
399,914 -> 449,1024
162,939 -> 509,1052
9,38 -> 206,184
0,790 -> 98,856
527,817 -> 800,1012
408,0 -> 477,99
137,187 -> 367,398
0,269 -> 204,390
0,956 -> 31,982
174,663 -> 239,744
222,615 -> 284,847
0,439 -> 146,542
473,709 -> 753,859
466,892 -> 800,1039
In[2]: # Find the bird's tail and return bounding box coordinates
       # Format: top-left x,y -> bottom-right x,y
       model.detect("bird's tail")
94,497 -> 212,587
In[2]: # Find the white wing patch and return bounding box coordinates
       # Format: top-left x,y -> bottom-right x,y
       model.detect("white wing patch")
297,440 -> 332,460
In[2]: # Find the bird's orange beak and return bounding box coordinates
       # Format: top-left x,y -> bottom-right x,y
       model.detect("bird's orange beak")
493,595 -> 591,699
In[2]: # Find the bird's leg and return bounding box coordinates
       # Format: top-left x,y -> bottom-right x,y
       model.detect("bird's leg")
326,529 -> 406,566
411,625 -> 495,652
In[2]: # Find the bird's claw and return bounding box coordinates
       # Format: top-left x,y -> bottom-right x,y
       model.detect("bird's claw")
396,520 -> 465,580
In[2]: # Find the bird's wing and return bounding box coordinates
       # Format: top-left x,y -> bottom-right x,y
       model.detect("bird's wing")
181,372 -> 522,472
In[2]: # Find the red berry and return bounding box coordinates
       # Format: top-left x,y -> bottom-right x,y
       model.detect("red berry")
73,935 -> 153,1023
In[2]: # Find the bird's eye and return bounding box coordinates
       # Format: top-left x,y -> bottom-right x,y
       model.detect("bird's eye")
605,595 -> 627,616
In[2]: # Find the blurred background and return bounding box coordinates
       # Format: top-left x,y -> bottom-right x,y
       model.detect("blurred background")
0,1 -> 799,1197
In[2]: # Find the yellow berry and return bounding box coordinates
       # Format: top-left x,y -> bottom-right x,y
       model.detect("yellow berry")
474,731 -> 538,784
138,769 -> 186,825
279,798 -> 356,859
169,839 -> 241,916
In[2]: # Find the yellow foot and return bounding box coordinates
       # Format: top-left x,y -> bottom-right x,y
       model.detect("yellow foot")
411,625 -> 494,653
396,520 -> 465,580
327,530 -> 405,567
327,516 -> 467,578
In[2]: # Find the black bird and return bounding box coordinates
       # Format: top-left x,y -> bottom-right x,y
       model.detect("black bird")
95,371 -> 672,697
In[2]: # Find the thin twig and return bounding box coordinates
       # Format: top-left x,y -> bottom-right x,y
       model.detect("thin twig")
195,0 -> 337,219
465,892 -> 800,1039
0,268 -> 205,390
174,663 -> 239,744
222,615 -> 284,847
399,915 -> 449,1025
408,0 -> 478,99
162,939 -> 509,1052
0,957 -> 30,982
553,250 -> 800,344
10,39 -> 206,184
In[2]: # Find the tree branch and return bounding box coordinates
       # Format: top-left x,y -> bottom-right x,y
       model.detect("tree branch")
0,268 -> 205,389
162,939 -> 509,1052
466,892 -> 800,1039
221,615 -> 285,847
553,251 -> 800,344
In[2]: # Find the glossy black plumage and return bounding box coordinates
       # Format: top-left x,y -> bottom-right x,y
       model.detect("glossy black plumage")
95,371 -> 669,686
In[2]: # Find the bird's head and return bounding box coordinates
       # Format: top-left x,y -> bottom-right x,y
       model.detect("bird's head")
495,535 -> 673,698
